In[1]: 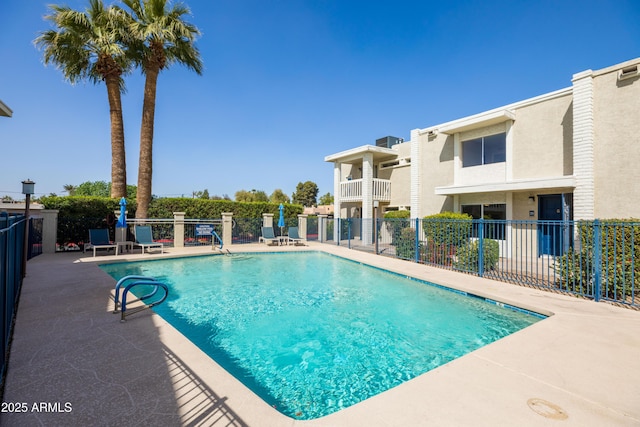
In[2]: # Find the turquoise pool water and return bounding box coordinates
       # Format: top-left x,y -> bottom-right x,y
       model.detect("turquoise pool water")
101,252 -> 543,420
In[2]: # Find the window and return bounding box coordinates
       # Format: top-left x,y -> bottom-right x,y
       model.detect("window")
462,133 -> 506,167
461,204 -> 506,240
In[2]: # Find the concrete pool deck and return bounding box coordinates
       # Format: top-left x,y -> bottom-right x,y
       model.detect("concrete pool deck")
2,243 -> 639,426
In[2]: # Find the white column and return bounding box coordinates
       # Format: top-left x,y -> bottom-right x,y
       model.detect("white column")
40,209 -> 58,254
333,162 -> 341,241
173,212 -> 185,248
410,129 -> 422,219
297,214 -> 308,240
572,69 -> 595,220
222,212 -> 233,247
505,120 -> 514,181
453,133 -> 461,185
318,214 -> 327,242
361,153 -> 373,245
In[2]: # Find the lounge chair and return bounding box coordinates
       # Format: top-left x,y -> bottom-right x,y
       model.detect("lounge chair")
286,227 -> 305,246
134,225 -> 164,254
260,226 -> 279,245
85,229 -> 118,257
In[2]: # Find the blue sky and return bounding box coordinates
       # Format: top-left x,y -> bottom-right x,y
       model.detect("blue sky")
1,0 -> 638,201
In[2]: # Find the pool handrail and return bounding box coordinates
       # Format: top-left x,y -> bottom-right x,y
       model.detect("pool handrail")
113,275 -> 157,312
211,230 -> 223,249
119,280 -> 169,322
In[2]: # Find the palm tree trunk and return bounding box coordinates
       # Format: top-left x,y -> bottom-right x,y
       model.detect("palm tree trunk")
105,75 -> 127,198
136,66 -> 160,219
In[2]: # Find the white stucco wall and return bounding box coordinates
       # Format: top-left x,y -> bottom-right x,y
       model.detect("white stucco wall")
592,59 -> 640,219
511,94 -> 573,179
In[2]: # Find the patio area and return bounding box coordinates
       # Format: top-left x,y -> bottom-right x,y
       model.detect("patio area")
2,243 -> 639,426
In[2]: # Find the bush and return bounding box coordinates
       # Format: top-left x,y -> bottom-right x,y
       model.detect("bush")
454,239 -> 500,272
422,212 -> 472,247
395,227 -> 421,260
40,196 -> 130,249
41,196 -> 304,249
148,198 -> 303,220
556,220 -> 640,299
383,211 -> 411,246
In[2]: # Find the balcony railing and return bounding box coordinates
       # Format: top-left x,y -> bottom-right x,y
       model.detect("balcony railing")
340,178 -> 391,202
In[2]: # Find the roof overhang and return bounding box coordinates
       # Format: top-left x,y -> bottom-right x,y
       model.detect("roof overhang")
435,176 -> 576,195
324,144 -> 398,164
438,109 -> 516,135
0,100 -> 12,118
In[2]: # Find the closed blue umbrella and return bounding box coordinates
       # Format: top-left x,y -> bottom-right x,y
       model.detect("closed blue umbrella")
277,203 -> 285,235
116,197 -> 127,228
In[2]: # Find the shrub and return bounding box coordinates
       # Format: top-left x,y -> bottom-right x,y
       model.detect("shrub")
40,196 -> 130,248
395,227 -> 421,260
556,220 -> 640,299
422,212 -> 472,247
454,239 -> 500,273
383,210 -> 411,246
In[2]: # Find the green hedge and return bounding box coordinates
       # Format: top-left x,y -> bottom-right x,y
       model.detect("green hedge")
383,210 -> 411,246
40,196 -> 304,247
41,196 -> 303,220
421,212 -> 472,266
556,219 -> 640,299
39,196 -> 130,247
454,239 -> 500,272
395,227 -> 421,260
422,212 -> 472,246
148,198 -> 303,220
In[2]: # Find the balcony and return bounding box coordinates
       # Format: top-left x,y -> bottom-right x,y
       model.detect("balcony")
340,178 -> 391,202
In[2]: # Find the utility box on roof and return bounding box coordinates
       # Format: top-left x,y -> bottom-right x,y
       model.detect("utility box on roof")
375,136 -> 403,148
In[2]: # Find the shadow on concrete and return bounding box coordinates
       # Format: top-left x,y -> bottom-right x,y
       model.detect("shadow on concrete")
0,252 -> 249,426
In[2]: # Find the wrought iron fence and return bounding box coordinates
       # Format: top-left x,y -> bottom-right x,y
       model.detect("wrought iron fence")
321,217 -> 639,309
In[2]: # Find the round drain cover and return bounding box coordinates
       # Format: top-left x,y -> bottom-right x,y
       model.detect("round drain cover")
527,398 -> 568,420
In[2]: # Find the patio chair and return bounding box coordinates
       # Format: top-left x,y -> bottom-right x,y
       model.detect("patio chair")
260,227 -> 279,246
134,225 -> 164,254
85,229 -> 118,257
286,227 -> 305,246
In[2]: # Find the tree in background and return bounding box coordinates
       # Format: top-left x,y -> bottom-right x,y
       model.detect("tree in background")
73,181 -> 137,198
318,192 -> 334,205
192,189 -> 210,199
35,0 -> 131,198
292,181 -> 319,207
270,189 -> 290,204
75,181 -> 111,197
63,184 -> 77,196
235,189 -> 269,203
118,0 -> 203,219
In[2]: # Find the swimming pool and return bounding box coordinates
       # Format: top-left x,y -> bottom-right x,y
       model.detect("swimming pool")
101,252 -> 544,420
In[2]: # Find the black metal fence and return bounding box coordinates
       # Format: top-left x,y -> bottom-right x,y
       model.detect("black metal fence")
322,217 -> 640,309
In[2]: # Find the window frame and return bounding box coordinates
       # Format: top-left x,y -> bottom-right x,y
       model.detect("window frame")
461,203 -> 506,240
462,132 -> 506,167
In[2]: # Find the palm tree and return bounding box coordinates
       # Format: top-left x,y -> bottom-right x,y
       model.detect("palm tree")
119,0 -> 203,218
63,184 -> 77,196
35,0 -> 131,198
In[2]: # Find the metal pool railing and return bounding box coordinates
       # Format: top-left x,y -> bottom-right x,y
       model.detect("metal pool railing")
321,217 -> 640,309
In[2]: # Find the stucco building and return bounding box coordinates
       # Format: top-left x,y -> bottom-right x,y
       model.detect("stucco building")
0,99 -> 12,118
325,58 -> 640,247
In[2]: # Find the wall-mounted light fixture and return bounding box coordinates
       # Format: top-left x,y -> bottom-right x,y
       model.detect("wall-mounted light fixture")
528,195 -> 536,205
